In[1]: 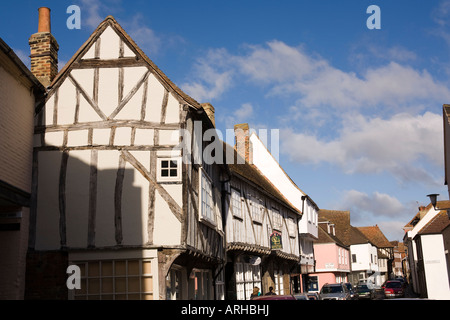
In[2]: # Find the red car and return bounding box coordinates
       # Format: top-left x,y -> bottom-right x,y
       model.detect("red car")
382,280 -> 404,298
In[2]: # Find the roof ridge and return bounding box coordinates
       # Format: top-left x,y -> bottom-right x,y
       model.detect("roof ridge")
48,15 -> 201,110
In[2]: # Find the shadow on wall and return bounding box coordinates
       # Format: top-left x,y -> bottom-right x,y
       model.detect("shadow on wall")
25,149 -> 144,299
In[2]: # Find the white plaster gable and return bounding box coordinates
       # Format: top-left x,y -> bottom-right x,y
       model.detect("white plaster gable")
82,25 -> 137,60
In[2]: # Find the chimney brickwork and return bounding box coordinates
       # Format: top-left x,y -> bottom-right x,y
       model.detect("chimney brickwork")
29,7 -> 59,88
234,123 -> 252,164
201,103 -> 215,127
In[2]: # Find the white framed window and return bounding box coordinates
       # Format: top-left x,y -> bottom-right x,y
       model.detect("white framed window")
231,188 -> 243,219
287,216 -> 296,237
274,270 -> 284,295
200,169 -> 215,226
272,207 -> 282,231
157,157 -> 181,182
250,196 -> 263,223
235,262 -> 261,300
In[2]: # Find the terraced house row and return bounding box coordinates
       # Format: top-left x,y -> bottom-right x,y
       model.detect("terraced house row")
0,8 -> 396,300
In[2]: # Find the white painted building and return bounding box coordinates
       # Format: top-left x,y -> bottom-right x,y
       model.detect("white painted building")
404,203 -> 450,299
248,129 -> 319,290
349,241 -> 380,286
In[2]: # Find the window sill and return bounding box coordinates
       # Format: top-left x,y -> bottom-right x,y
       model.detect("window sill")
199,217 -> 217,229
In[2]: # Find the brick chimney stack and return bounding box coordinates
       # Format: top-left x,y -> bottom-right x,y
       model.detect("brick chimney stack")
201,103 -> 215,127
29,7 -> 59,87
234,123 -> 252,164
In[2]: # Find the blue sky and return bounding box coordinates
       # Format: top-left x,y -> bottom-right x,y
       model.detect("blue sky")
2,0 -> 450,241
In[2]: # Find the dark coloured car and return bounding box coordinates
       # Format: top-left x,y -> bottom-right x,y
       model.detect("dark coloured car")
344,283 -> 359,300
355,284 -> 373,299
383,280 -> 405,298
294,292 -> 320,300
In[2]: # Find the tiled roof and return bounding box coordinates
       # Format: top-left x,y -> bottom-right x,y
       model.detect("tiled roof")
225,143 -> 301,215
404,204 -> 432,229
318,209 -> 351,246
316,224 -> 348,248
349,226 -> 371,245
357,225 -> 393,248
404,201 -> 450,230
417,211 -> 450,236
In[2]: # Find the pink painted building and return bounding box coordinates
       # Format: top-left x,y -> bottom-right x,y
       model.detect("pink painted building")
308,220 -> 350,292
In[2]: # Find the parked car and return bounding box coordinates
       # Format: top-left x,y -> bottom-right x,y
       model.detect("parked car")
355,284 -> 373,299
395,277 -> 408,289
344,282 -> 359,300
293,292 -> 320,300
319,283 -> 351,300
382,280 -> 405,298
372,288 -> 387,300
252,294 -> 296,300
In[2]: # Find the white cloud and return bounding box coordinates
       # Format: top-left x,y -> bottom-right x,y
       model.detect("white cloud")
221,103 -> 254,128
339,190 -> 405,218
432,0 -> 450,27
376,220 -> 408,242
181,48 -> 234,102
280,111 -> 443,184
80,0 -> 103,29
125,14 -> 162,55
182,40 -> 450,111
431,0 -> 450,47
235,41 -> 450,109
335,191 -> 418,241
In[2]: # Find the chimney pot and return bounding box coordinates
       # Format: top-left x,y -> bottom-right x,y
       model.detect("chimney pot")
38,7 -> 51,33
29,7 -> 59,87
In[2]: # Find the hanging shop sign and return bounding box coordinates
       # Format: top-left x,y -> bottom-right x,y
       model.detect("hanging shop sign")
270,231 -> 282,250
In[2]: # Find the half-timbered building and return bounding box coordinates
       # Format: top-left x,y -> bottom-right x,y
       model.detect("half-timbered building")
26,9 -> 225,300
223,125 -> 301,299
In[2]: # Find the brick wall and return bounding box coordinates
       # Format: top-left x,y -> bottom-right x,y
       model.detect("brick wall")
25,251 -> 69,300
29,32 -> 59,87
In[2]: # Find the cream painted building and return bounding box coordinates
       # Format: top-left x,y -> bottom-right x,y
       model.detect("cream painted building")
0,38 -> 45,299
26,9 -> 226,300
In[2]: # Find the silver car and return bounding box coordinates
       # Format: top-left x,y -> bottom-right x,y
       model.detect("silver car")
319,283 -> 351,300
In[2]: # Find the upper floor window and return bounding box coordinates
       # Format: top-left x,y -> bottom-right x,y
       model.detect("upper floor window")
231,188 -> 243,219
250,195 -> 263,223
157,158 -> 181,182
200,169 -> 215,226
272,207 -> 282,231
287,216 -> 296,237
